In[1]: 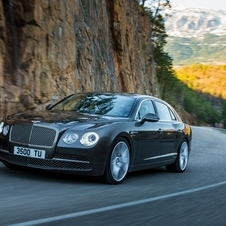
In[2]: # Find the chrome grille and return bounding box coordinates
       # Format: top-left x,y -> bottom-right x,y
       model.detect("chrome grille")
10,124 -> 32,143
10,124 -> 58,148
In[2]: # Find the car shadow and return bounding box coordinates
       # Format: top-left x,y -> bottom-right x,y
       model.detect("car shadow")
126,167 -> 167,179
0,164 -> 97,184
0,163 -> 168,185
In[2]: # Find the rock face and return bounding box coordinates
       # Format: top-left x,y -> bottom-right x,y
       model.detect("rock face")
0,0 -> 153,117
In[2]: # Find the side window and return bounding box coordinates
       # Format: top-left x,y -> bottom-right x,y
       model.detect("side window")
169,108 -> 177,121
136,100 -> 155,120
155,101 -> 172,121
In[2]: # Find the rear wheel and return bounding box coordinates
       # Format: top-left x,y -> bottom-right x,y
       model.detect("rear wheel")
166,140 -> 189,173
104,138 -> 130,184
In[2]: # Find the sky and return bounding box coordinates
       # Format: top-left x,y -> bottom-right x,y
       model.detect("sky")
169,0 -> 226,10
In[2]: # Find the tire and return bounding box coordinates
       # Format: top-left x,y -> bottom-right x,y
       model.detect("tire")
166,140 -> 189,173
104,138 -> 130,184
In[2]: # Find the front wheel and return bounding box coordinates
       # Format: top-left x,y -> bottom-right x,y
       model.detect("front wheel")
166,140 -> 189,173
104,138 -> 130,184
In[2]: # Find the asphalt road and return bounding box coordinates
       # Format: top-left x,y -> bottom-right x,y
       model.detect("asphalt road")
0,126 -> 226,226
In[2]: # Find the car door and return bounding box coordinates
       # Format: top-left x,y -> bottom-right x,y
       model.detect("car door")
154,101 -> 184,160
134,100 -> 163,166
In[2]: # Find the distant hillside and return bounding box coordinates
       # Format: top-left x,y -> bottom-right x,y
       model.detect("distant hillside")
175,64 -> 226,99
165,34 -> 226,65
164,5 -> 226,65
173,64 -> 226,125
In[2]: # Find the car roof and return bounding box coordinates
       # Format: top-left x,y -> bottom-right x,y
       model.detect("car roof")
85,92 -> 169,106
75,92 -> 163,102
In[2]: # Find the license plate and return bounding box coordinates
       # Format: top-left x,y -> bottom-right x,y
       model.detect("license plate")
14,146 -> 46,159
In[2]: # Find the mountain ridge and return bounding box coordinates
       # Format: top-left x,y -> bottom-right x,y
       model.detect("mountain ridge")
165,4 -> 226,37
164,4 -> 226,65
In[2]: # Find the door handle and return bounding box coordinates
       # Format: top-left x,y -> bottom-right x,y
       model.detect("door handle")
158,128 -> 163,134
177,129 -> 182,133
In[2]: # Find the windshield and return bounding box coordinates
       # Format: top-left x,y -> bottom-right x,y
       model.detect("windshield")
51,93 -> 135,117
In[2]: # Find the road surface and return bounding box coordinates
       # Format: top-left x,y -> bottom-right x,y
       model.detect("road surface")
0,126 -> 226,225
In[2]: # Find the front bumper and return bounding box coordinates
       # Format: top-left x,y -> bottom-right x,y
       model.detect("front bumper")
0,149 -> 105,176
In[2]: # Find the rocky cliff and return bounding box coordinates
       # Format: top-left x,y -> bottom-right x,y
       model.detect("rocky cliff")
0,0 -> 153,118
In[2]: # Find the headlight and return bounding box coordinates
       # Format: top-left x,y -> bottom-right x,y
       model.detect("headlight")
3,125 -> 9,136
0,121 -> 4,133
63,133 -> 79,144
80,132 -> 99,146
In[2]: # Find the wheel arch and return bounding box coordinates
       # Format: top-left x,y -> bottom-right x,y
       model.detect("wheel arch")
182,136 -> 191,153
110,132 -> 134,162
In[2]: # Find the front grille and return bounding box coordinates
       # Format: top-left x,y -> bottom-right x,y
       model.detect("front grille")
0,152 -> 92,171
10,124 -> 58,148
54,153 -> 91,162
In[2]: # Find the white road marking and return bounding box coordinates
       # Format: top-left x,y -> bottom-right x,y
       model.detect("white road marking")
8,180 -> 226,226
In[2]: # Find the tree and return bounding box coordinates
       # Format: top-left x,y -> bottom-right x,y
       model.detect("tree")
222,102 -> 226,128
144,1 -> 172,97
137,0 -> 147,7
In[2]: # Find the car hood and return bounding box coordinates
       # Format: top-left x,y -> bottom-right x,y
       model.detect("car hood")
5,110 -> 127,130
6,110 -> 105,123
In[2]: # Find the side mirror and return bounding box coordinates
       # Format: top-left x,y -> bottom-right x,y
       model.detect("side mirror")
141,113 -> 159,123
